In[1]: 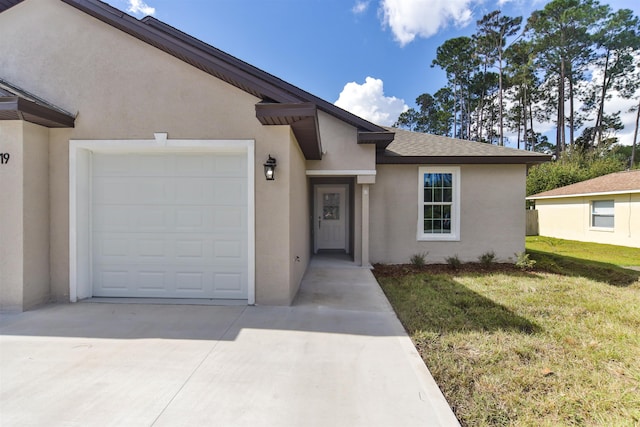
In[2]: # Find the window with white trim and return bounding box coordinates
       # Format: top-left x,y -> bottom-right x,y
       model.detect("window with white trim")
418,166 -> 460,240
591,200 -> 614,228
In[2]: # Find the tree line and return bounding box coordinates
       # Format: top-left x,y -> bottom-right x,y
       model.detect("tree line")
394,0 -> 640,162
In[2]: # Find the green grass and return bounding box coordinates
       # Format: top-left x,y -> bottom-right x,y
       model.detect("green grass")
375,241 -> 640,426
526,236 -> 640,267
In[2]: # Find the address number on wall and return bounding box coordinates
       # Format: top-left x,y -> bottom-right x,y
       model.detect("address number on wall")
0,153 -> 9,164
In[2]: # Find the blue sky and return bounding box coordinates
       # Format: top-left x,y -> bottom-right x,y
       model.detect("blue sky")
111,0 -> 640,147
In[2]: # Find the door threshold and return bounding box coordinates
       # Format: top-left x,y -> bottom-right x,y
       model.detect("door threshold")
81,297 -> 248,306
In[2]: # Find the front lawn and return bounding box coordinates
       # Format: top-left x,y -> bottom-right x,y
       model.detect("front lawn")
526,236 -> 640,267
374,246 -> 640,426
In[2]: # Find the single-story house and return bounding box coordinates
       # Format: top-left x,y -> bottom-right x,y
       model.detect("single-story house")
0,0 -> 549,312
527,169 -> 640,248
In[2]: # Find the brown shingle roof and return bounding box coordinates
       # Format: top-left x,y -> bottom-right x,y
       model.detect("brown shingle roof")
528,169 -> 640,199
378,127 -> 550,164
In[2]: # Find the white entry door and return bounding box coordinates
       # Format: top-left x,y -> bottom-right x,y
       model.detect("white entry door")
91,152 -> 248,299
314,185 -> 348,253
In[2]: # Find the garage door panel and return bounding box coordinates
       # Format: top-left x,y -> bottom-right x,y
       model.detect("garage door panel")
214,207 -> 246,230
94,233 -> 245,264
92,152 -> 248,299
93,264 -> 248,298
214,155 -> 246,176
211,179 -> 247,204
138,271 -> 167,290
213,273 -> 243,292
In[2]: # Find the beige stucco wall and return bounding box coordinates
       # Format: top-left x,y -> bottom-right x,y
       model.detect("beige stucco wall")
22,122 -> 51,309
0,121 -> 51,312
307,111 -> 376,172
370,164 -> 527,264
0,122 -> 25,312
0,0 -> 316,305
288,130 -> 310,302
535,194 -> 640,248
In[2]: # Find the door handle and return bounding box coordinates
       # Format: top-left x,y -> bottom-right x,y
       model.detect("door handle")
318,216 -> 321,229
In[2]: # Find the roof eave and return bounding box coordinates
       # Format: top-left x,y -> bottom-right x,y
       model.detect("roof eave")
59,0 -> 385,135
255,102 -> 322,160
0,96 -> 75,128
358,131 -> 395,150
527,189 -> 640,200
377,153 -> 552,165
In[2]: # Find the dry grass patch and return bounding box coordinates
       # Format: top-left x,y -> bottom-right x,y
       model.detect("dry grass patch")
374,265 -> 640,426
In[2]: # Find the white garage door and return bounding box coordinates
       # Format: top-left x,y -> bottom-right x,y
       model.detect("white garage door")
91,152 -> 248,299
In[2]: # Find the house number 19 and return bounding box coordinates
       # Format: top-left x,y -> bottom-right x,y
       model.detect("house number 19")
0,153 -> 9,164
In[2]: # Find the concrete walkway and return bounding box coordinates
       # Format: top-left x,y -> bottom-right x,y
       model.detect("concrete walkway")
0,256 -> 459,427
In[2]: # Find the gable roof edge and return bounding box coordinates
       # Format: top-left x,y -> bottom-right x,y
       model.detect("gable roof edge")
57,0 -> 390,136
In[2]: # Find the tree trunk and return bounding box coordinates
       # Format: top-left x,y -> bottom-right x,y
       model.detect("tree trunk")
568,66 -> 575,147
594,49 -> 610,147
479,61 -> 487,141
498,52 -> 504,146
556,81 -> 563,157
529,97 -> 536,152
523,86 -> 529,150
557,60 -> 566,156
632,98 -> 639,168
453,84 -> 458,138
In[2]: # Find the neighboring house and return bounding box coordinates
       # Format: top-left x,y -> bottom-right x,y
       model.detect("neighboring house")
527,170 -> 640,248
0,0 -> 549,312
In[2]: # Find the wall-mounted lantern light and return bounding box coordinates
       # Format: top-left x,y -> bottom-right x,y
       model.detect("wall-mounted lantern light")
264,154 -> 277,181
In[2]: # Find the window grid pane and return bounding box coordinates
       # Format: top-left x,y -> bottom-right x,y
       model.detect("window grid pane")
423,172 -> 453,235
591,200 -> 614,228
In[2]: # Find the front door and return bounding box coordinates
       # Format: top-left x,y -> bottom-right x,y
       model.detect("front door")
314,185 -> 348,253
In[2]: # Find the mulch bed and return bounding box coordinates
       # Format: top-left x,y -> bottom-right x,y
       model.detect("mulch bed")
372,262 -> 524,278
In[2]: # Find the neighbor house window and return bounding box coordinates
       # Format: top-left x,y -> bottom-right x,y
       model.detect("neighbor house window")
591,200 -> 614,229
418,166 -> 460,241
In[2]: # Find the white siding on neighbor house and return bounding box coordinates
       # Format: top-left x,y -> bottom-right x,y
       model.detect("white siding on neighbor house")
535,193 -> 640,248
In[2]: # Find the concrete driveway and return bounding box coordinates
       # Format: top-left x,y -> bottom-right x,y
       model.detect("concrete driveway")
0,262 -> 459,427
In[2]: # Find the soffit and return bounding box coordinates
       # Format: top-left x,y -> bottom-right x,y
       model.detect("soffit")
0,79 -> 76,128
256,103 -> 322,160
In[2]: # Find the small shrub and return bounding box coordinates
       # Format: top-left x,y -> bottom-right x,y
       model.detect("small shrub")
410,252 -> 428,267
445,254 -> 462,270
515,252 -> 536,270
478,251 -> 496,266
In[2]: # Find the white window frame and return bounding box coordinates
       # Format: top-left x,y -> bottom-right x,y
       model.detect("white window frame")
417,166 -> 460,241
590,199 -> 615,230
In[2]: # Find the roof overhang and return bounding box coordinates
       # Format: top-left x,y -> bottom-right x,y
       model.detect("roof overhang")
256,102 -> 322,160
527,189 -> 640,200
377,153 -> 552,165
0,96 -> 75,128
358,131 -> 395,150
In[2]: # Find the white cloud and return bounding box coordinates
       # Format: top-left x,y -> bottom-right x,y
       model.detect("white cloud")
352,1 -> 370,14
334,77 -> 408,126
379,0 -> 474,46
127,0 -> 155,16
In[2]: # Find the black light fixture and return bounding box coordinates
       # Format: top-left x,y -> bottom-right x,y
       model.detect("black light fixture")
264,154 -> 277,181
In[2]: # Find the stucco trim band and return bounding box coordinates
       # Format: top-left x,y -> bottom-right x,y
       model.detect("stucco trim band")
306,170 -> 376,176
